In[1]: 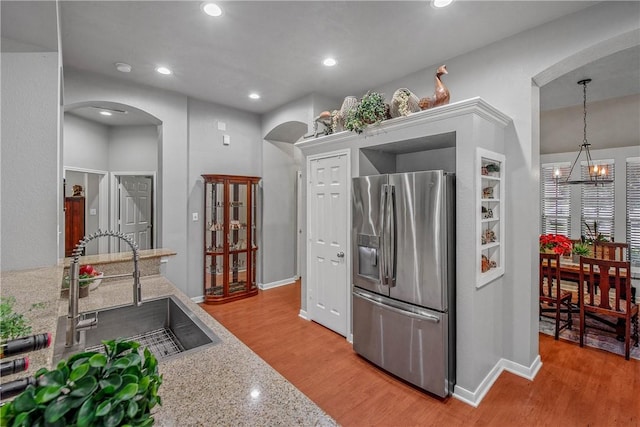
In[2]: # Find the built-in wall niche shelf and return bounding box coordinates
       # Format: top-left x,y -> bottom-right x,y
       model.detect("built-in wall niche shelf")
477,148 -> 505,288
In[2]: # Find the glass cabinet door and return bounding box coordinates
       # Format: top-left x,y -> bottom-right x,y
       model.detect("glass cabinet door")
202,174 -> 260,304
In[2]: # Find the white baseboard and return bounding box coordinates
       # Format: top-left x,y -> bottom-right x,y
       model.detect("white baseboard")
191,295 -> 204,304
453,355 -> 542,407
298,309 -> 310,320
259,276 -> 297,290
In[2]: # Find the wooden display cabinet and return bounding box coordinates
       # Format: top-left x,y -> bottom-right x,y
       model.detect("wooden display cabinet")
202,174 -> 260,304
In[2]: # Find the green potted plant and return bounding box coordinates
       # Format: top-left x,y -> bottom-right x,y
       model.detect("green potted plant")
572,241 -> 591,263
344,91 -> 386,134
0,296 -> 32,341
0,338 -> 163,427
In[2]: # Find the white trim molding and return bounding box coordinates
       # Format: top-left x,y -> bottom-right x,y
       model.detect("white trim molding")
298,309 -> 310,321
453,355 -> 542,407
191,295 -> 205,304
259,277 -> 297,290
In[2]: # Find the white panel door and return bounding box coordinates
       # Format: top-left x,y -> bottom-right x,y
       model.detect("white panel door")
308,153 -> 348,336
118,176 -> 152,251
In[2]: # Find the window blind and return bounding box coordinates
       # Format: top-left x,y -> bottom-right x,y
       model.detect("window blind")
580,160 -> 615,241
540,163 -> 571,236
627,158 -> 640,267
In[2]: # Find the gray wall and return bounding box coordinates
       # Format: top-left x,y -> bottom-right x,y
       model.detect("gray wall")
278,2 -> 640,401
186,97 -> 262,298
1,52 -> 60,271
64,114 -> 109,171
396,147 -> 456,173
64,68 -> 189,291
109,126 -> 158,172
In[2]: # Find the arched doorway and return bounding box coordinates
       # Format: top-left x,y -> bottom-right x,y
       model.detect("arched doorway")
63,101 -> 162,255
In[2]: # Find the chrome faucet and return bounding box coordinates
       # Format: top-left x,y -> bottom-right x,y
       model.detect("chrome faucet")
65,230 -> 142,347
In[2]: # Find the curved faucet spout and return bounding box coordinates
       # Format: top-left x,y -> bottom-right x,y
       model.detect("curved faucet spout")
66,230 -> 141,347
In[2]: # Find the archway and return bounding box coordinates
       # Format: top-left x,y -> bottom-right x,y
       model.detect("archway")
63,101 -> 162,254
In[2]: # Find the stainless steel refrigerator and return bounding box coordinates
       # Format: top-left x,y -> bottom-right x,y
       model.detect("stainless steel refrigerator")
352,170 -> 455,398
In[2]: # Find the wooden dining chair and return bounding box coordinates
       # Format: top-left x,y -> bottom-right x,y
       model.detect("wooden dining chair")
579,256 -> 639,360
539,253 -> 573,339
593,241 -> 629,261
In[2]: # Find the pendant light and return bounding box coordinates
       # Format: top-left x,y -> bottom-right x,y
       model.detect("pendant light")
561,78 -> 613,186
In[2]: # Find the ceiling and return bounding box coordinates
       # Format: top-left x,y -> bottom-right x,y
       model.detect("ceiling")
3,0 -> 606,115
2,1 -> 638,142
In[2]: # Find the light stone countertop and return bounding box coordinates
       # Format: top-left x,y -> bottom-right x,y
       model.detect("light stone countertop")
1,266 -> 337,426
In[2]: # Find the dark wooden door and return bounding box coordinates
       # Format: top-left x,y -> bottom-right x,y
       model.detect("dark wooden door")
65,197 -> 85,257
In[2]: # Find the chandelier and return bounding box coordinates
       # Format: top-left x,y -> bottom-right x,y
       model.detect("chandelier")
561,78 -> 613,186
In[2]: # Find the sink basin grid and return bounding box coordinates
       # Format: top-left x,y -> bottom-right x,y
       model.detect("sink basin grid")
54,295 -> 220,364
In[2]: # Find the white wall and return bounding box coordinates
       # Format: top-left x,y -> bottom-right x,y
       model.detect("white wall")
1,52 -> 60,271
541,145 -> 640,243
396,147 -> 456,173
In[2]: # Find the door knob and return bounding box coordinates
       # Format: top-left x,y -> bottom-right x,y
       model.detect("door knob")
337,251 -> 345,258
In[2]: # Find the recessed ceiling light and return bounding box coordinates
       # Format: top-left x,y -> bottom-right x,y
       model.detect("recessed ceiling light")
156,66 -> 172,75
115,62 -> 132,73
99,111 -> 112,116
249,93 -> 260,100
202,2 -> 223,17
323,57 -> 337,67
432,0 -> 453,8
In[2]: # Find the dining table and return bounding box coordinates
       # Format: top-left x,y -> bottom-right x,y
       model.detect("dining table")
553,257 -> 636,303
543,256 -> 637,340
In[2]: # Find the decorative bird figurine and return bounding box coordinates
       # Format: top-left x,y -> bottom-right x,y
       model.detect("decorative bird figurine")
419,65 -> 450,110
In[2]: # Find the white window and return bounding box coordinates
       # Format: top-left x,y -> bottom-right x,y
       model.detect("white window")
541,163 -> 571,236
580,160 -> 615,241
627,158 -> 640,267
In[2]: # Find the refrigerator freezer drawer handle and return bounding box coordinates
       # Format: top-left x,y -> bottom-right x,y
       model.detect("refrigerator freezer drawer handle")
353,291 -> 440,323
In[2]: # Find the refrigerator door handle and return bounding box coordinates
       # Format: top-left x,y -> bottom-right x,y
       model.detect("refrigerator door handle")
388,185 -> 396,287
380,184 -> 388,286
353,289 -> 440,323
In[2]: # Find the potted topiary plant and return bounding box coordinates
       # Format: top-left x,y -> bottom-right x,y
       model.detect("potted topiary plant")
0,338 -> 163,427
344,91 -> 386,134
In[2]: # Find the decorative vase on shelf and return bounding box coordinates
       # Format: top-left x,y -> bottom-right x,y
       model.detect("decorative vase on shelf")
340,96 -> 358,121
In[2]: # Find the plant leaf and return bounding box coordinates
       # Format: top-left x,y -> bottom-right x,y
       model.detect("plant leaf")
120,374 -> 138,388
34,385 -> 62,405
43,396 -> 72,424
89,353 -> 108,368
99,374 -> 122,395
126,400 -> 138,419
69,376 -> 98,398
137,376 -> 150,393
103,402 -> 125,427
10,411 -> 30,427
111,357 -> 131,370
69,363 -> 90,382
76,397 -> 96,427
114,383 -> 138,402
37,370 -> 64,387
95,399 -> 112,417
11,387 -> 36,413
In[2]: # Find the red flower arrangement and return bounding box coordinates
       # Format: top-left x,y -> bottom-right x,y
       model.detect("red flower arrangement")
539,234 -> 572,256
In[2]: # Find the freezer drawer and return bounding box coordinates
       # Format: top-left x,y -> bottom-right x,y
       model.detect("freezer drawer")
352,289 -> 451,398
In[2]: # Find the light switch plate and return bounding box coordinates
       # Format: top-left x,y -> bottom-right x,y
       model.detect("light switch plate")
217,121 -> 226,131
223,135 -> 230,145
89,209 -> 97,216
192,212 -> 199,221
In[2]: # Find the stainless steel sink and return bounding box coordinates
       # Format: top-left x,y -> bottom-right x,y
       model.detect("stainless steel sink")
53,295 -> 220,363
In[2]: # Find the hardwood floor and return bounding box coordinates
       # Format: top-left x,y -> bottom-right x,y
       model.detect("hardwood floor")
200,281 -> 640,426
